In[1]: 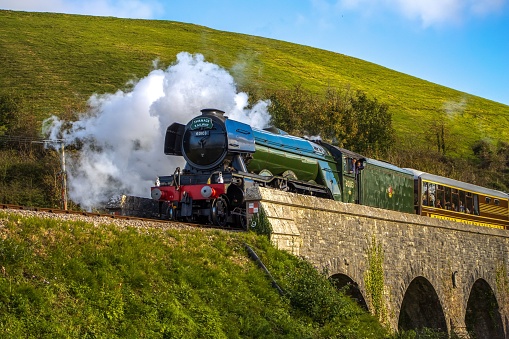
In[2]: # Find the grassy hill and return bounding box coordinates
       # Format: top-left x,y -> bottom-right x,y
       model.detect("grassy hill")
0,210 -> 390,338
1,10 -> 508,158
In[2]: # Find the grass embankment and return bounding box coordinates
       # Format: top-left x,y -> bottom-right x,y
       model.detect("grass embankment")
1,10 -> 508,157
0,211 -> 388,338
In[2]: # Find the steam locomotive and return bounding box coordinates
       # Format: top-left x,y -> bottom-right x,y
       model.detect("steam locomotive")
150,108 -> 509,229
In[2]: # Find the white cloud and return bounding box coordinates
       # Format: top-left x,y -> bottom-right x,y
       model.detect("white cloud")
336,0 -> 507,27
470,0 -> 506,15
0,0 -> 164,19
394,0 -> 464,27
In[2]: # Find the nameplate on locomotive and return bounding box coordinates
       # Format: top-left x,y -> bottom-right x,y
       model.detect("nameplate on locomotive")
190,117 -> 213,130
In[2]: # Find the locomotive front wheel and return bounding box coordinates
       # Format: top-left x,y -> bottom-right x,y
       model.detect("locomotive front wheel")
235,213 -> 247,229
211,196 -> 229,226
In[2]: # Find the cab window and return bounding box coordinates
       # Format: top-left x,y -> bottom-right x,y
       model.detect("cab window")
344,158 -> 355,174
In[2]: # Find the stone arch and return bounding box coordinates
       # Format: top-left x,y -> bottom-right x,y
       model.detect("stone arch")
465,278 -> 504,339
330,273 -> 368,311
398,276 -> 447,334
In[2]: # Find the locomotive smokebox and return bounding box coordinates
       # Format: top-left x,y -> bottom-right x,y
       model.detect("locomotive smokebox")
164,108 -> 256,170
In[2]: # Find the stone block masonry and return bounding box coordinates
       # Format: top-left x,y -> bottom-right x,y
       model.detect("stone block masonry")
246,186 -> 509,337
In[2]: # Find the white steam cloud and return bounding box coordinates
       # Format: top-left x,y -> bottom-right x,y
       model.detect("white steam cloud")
42,52 -> 271,210
443,97 -> 467,117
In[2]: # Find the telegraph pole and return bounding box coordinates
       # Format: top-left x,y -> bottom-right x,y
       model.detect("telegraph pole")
59,140 -> 67,210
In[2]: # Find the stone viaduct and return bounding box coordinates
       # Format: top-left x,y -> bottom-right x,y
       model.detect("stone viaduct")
246,186 -> 509,338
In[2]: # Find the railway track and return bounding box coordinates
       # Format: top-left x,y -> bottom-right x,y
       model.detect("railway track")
0,203 -> 242,231
1,203 -> 165,222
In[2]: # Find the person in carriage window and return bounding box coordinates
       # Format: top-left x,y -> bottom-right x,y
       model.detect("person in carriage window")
436,199 -> 443,208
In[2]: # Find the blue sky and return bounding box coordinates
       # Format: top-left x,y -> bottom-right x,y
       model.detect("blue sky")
1,0 -> 508,105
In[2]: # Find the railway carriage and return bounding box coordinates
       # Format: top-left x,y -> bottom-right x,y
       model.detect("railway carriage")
406,169 -> 509,230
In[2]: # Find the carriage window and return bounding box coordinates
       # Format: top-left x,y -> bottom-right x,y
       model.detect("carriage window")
473,194 -> 479,215
485,197 -> 491,204
427,183 -> 436,207
495,199 -> 500,206
422,182 -> 429,205
445,187 -> 452,210
421,182 -> 436,206
436,185 -> 444,208
451,188 -> 459,212
466,192 -> 473,214
459,191 -> 466,212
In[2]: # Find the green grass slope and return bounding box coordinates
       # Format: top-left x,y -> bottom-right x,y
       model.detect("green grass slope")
0,211 -> 389,338
1,10 -> 508,156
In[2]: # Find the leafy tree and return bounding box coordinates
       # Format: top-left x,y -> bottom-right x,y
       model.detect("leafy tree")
347,91 -> 395,158
267,85 -> 395,157
311,86 -> 353,145
267,84 -> 309,134
472,139 -> 493,169
0,92 -> 40,139
490,141 -> 509,191
496,141 -> 509,171
0,146 -> 61,207
0,93 -> 20,136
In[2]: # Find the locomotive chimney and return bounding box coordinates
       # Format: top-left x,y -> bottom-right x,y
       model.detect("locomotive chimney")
201,108 -> 225,118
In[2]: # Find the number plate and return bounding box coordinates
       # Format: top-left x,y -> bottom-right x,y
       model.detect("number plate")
195,130 -> 210,136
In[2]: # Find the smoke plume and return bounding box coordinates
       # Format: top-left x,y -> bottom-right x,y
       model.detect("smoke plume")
42,52 -> 271,210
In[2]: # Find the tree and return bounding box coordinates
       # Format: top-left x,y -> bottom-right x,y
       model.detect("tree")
346,91 -> 395,158
315,86 -> 353,145
267,84 -> 309,134
267,86 -> 395,157
0,93 -> 20,136
472,139 -> 493,169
